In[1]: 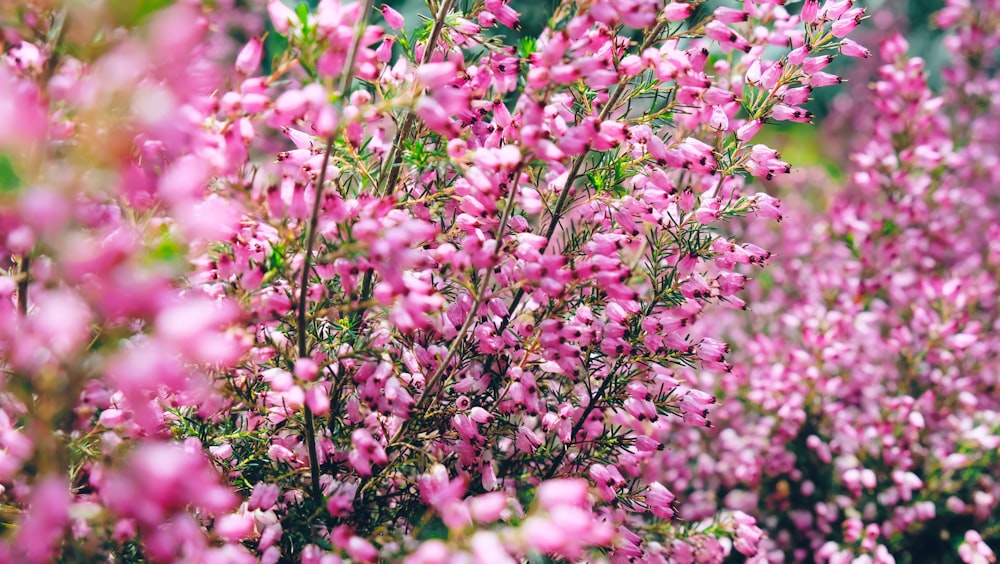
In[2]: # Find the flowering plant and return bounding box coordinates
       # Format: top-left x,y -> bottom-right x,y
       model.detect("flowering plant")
0,0 -> 866,561
667,0 -> 1000,562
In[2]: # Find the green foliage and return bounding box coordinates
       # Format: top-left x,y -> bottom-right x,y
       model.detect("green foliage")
416,515 -> 450,541
0,155 -> 21,195
147,230 -> 188,271
107,0 -> 173,26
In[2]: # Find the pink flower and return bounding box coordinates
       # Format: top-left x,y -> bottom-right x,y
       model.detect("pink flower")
839,38 -> 871,58
731,511 -> 764,556
714,6 -> 749,24
959,530 -> 995,564
536,479 -> 590,511
29,290 -> 91,357
345,536 -> 378,562
832,10 -> 864,37
216,508 -> 255,541
248,483 -> 281,512
295,358 -> 319,381
645,482 -> 676,519
12,477 -> 70,563
416,62 -> 458,89
268,1 -> 299,33
0,0 -> 874,560
468,492 -> 508,524
380,4 -> 405,30
801,0 -> 820,23
736,119 -> 764,142
236,38 -> 263,75
348,429 -> 387,477
663,3 -> 695,21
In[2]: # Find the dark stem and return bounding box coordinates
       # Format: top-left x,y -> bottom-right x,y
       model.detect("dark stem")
297,161 -> 327,501
352,165 -> 522,525
542,369 -> 616,480
409,164 -> 522,418
472,21 -> 674,490
481,19 -> 671,376
347,269 -> 374,336
376,0 -> 456,197
296,0 -> 376,502
17,255 -> 30,317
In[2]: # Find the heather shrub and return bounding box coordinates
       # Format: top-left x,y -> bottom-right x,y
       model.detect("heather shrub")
0,0 -> 917,561
670,1 -> 1000,562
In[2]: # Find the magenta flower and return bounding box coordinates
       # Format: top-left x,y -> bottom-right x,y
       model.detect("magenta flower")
0,0 -> 877,560
236,38 -> 263,75
380,4 -> 405,30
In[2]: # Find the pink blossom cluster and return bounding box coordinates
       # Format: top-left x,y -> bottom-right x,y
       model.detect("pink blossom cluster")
664,0 -> 1000,561
0,0 -> 868,562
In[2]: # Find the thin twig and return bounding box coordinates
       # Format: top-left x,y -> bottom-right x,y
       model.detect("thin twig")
355,163 -> 522,521
410,163 -> 523,418
17,256 -> 29,317
483,19 -> 671,370
349,0 -> 459,362
296,0 -> 376,502
376,0 -> 456,197
542,368 -> 616,480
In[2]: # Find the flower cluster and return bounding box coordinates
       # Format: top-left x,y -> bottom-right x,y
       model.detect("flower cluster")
666,0 -> 1000,561
0,0 -> 863,561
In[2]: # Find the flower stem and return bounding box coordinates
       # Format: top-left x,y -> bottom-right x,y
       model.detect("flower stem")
482,20 -> 670,373
410,163 -> 522,418
296,0 -> 376,503
17,255 -> 29,316
376,0 -> 456,197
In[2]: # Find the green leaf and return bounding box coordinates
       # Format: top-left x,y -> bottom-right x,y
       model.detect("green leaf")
0,154 -> 21,194
517,484 -> 537,509
147,228 -> 188,270
109,0 -> 173,27
415,515 -> 449,541
264,28 -> 290,73
755,268 -> 775,293
586,171 -> 603,191
413,18 -> 435,46
517,37 -> 537,58
266,243 -> 287,272
844,232 -> 860,258
881,218 -> 899,237
295,1 -> 311,24
526,552 -> 555,564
